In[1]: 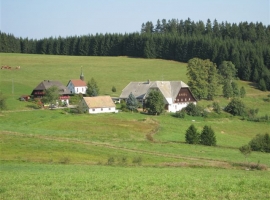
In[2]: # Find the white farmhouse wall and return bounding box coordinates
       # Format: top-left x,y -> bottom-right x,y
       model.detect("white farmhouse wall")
168,102 -> 197,112
74,86 -> 86,94
88,107 -> 116,114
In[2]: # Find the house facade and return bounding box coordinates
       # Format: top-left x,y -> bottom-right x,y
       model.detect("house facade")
67,79 -> 87,94
31,80 -> 71,105
120,80 -> 197,112
81,96 -> 116,114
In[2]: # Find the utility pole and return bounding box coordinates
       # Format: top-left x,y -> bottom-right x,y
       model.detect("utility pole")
12,79 -> 14,94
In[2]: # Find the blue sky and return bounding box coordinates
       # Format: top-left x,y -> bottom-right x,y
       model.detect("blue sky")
1,0 -> 269,39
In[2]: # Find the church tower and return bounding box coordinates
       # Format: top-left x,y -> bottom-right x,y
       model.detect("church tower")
80,66 -> 84,81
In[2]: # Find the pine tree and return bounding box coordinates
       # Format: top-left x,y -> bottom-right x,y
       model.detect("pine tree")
240,86 -> 246,98
200,125 -> 216,146
258,78 -> 267,91
185,124 -> 200,144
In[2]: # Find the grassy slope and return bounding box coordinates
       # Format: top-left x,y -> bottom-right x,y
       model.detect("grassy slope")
1,162 -> 269,200
1,53 -> 270,199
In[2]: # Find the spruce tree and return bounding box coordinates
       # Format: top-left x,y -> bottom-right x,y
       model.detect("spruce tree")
185,124 -> 200,144
200,125 -> 216,146
240,86 -> 246,98
126,92 -> 138,112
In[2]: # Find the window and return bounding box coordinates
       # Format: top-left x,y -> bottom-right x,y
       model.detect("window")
77,88 -> 78,92
101,108 -> 103,111
109,108 -> 111,110
92,109 -> 95,111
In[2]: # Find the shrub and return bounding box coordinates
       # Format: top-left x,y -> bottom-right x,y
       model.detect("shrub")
132,157 -> 142,165
239,145 -> 252,161
107,156 -> 115,165
200,125 -> 216,146
249,133 -> 270,152
212,102 -> 221,114
174,109 -> 186,118
184,103 -> 204,116
224,98 -> 246,116
112,86 -> 116,93
185,124 -> 200,144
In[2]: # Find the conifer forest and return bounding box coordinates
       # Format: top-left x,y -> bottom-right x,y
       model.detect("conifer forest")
1,18 -> 270,90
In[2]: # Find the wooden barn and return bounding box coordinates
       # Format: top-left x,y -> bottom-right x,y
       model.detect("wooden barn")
31,80 -> 71,104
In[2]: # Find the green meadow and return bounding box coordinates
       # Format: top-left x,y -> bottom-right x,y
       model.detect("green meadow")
0,53 -> 270,199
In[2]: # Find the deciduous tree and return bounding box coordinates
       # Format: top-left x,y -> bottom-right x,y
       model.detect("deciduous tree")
42,86 -> 59,108
86,78 -> 99,97
145,90 -> 165,115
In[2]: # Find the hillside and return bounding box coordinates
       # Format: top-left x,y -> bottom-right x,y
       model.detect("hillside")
0,53 -> 270,199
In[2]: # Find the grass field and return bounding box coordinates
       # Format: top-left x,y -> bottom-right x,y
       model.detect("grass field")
0,53 -> 270,199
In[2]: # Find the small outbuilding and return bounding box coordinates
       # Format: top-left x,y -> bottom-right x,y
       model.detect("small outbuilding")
81,96 -> 116,114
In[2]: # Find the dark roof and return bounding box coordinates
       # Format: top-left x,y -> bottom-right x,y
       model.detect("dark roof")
32,80 -> 71,95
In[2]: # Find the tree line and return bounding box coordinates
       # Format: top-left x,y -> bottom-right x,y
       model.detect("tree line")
1,18 -> 270,91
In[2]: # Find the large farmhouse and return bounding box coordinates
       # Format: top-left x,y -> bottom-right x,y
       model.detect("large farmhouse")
120,80 -> 197,112
81,96 -> 116,114
31,80 -> 71,104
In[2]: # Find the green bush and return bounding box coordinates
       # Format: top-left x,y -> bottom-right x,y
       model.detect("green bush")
249,133 -> 270,153
174,109 -> 186,118
212,102 -> 221,114
224,98 -> 246,116
184,103 -> 204,117
132,157 -> 142,165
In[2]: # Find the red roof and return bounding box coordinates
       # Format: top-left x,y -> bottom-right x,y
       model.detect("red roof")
70,79 -> 87,87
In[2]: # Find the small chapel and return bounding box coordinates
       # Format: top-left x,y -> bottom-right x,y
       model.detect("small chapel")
66,67 -> 87,94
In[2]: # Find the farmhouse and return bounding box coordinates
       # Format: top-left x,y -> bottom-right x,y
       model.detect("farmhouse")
120,80 -> 197,112
31,80 -> 71,104
81,96 -> 117,114
66,67 -> 87,94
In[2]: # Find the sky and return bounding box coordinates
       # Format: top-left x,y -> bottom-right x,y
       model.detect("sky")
1,0 -> 269,39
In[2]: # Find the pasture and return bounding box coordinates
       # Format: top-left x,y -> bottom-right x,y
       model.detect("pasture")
0,53 -> 270,199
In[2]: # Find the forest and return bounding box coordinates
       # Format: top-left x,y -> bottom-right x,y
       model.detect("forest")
1,18 -> 270,91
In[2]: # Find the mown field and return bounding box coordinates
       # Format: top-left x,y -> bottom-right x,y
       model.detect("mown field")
0,53 -> 270,199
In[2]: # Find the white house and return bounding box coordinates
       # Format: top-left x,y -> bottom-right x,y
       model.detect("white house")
67,79 -> 87,94
120,80 -> 197,113
81,96 -> 117,114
